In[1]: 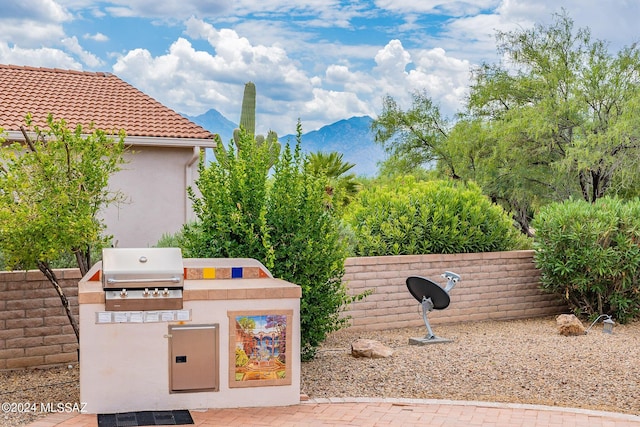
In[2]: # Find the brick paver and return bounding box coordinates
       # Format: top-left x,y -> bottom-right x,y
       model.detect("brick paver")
25,398 -> 640,427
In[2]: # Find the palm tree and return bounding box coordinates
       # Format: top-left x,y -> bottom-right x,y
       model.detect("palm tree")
307,151 -> 361,208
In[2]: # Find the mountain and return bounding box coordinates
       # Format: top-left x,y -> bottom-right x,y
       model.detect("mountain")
184,109 -> 236,144
280,116 -> 384,176
185,109 -> 384,176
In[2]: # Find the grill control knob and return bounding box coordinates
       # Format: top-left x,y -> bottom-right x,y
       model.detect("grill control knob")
143,288 -> 150,297
120,289 -> 128,298
153,288 -> 160,297
162,287 -> 170,297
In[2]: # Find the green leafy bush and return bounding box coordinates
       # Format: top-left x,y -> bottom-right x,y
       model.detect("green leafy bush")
532,197 -> 640,323
344,176 -> 527,256
182,125 -> 366,360
154,227 -> 198,258
0,249 -> 104,271
184,130 -> 272,264
267,143 -> 365,361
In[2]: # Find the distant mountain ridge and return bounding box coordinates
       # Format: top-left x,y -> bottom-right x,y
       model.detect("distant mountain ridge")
184,109 -> 384,176
184,109 -> 237,144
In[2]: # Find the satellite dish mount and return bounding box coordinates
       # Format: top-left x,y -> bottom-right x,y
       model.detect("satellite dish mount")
406,271 -> 460,345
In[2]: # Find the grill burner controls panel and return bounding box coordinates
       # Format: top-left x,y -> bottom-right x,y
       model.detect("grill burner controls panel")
109,288 -> 181,298
105,289 -> 183,311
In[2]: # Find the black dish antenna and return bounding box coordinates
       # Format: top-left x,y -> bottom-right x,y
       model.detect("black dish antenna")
406,271 -> 460,344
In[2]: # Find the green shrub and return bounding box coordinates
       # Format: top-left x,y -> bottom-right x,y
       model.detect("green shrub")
344,176 -> 527,256
0,246 -> 104,271
154,228 -> 198,258
185,130 -> 272,264
267,143 -> 365,361
182,126 -> 367,360
154,231 -> 184,249
532,197 -> 640,323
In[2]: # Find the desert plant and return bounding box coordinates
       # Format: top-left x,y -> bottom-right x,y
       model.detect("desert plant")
345,176 -> 527,256
215,82 -> 280,168
532,197 -> 640,323
307,151 -> 361,210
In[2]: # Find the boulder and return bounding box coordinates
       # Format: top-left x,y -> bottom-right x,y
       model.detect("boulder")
351,339 -> 393,358
556,314 -> 586,336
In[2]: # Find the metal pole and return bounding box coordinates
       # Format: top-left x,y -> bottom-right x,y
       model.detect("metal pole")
421,297 -> 435,339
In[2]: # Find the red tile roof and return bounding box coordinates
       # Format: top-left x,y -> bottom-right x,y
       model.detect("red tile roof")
0,64 -> 216,141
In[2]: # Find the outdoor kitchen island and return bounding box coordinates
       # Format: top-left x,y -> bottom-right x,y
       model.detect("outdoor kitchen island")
78,249 -> 302,414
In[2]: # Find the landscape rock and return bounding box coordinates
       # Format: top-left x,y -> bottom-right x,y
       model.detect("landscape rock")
556,314 -> 586,336
351,339 -> 393,358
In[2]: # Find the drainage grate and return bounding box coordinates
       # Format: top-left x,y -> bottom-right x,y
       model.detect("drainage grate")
97,410 -> 194,427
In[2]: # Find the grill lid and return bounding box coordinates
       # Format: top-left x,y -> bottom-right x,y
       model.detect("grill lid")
102,247 -> 184,289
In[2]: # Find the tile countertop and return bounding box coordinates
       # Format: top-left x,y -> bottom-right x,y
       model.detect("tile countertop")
78,258 -> 301,304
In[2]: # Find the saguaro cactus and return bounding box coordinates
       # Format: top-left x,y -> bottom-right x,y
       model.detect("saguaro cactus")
237,81 -> 257,137
215,82 -> 281,168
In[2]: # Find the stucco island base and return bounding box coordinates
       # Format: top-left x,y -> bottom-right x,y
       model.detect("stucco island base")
78,258 -> 301,414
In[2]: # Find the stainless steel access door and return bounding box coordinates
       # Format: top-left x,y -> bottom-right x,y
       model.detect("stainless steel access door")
169,324 -> 219,392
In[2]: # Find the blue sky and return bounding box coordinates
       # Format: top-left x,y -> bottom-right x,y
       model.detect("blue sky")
2,1 -> 639,136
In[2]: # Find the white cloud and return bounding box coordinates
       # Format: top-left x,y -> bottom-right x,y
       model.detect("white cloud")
0,0 -> 71,48
300,88 -> 374,126
325,65 -> 352,84
112,34 -> 311,133
84,32 -> 109,42
373,39 -> 411,78
496,0 -> 640,50
4,0 -> 71,21
0,21 -> 67,48
183,19 -> 311,95
0,1 -> 104,68
374,0 -> 500,15
102,0 -> 230,19
408,47 -> 471,113
368,40 -> 471,117
61,36 -> 105,68
113,13 -> 477,136
0,43 -> 82,69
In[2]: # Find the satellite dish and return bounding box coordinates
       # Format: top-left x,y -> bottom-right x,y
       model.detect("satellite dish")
406,271 -> 460,344
406,276 -> 451,309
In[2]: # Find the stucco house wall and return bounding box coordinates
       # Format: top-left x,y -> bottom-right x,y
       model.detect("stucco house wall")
103,145 -> 202,247
0,64 -> 218,248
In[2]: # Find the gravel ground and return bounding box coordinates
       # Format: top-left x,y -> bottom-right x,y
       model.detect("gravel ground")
0,364 -> 79,427
302,316 -> 640,416
2,316 -> 639,427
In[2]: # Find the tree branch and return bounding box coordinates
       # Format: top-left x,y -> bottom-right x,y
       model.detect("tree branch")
37,261 -> 80,342
19,126 -> 38,153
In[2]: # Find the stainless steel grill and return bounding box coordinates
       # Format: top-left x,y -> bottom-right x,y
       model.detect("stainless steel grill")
102,247 -> 184,311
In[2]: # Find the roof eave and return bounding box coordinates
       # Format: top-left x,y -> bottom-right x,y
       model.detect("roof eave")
124,135 -> 217,148
3,131 -> 217,149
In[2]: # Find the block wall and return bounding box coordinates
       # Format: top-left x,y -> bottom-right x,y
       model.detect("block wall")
342,250 -> 568,331
0,269 -> 80,369
0,251 -> 567,369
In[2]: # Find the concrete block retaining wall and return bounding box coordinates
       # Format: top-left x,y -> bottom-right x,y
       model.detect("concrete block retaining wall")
0,269 -> 80,370
342,250 -> 568,331
0,251 -> 567,369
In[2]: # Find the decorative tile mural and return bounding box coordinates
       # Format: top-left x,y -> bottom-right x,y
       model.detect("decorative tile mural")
228,310 -> 292,388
